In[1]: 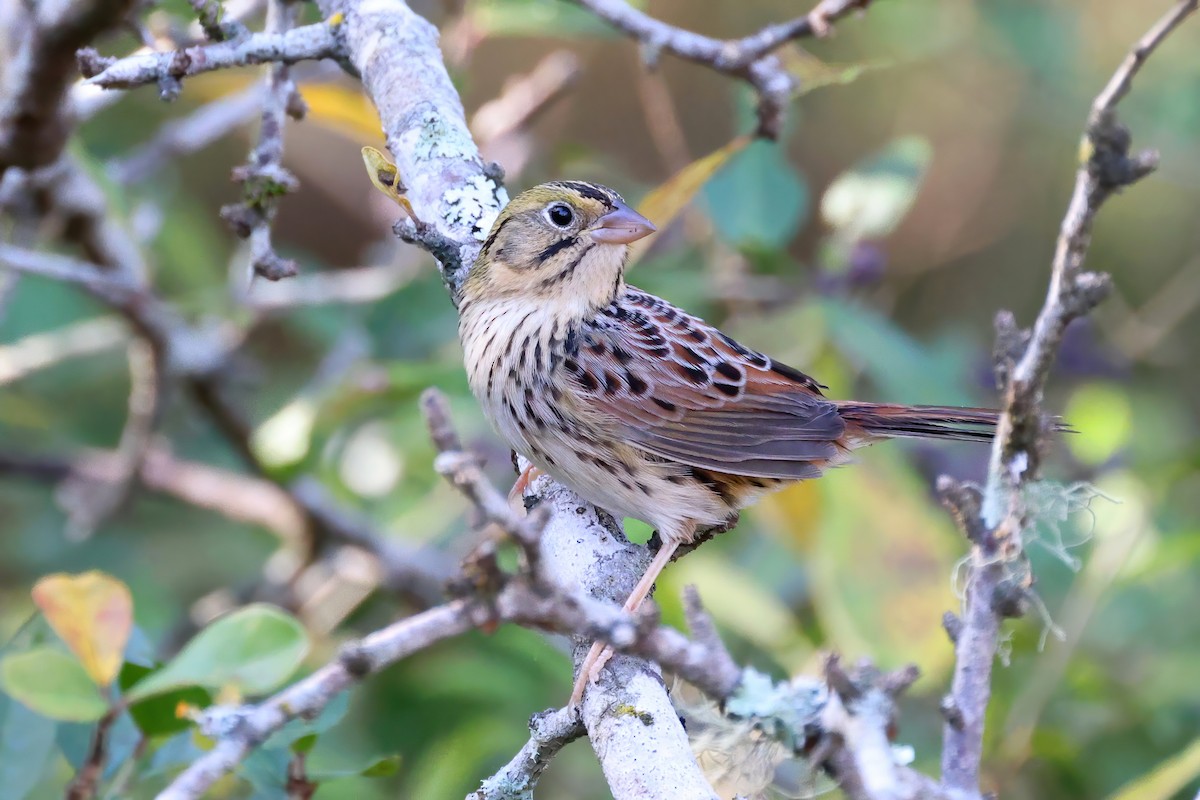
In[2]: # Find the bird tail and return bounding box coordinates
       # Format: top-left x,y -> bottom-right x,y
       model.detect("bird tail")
835,402 -> 1005,444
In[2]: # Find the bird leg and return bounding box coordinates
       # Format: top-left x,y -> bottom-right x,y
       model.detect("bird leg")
508,463 -> 542,504
569,537 -> 682,707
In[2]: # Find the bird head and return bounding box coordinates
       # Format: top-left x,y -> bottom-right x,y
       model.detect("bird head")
464,181 -> 656,314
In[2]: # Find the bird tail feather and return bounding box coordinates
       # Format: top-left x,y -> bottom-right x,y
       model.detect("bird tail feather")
836,403 -> 1005,443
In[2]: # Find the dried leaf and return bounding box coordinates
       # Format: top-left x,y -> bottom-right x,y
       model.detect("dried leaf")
631,135 -> 751,264
31,571 -> 132,688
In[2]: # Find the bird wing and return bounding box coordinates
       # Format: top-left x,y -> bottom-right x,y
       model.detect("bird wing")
563,287 -> 846,479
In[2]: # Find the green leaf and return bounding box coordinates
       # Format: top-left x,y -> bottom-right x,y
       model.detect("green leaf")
820,135 -> 932,244
1107,736 -> 1200,800
811,458 -> 961,681
262,690 -> 349,751
290,733 -> 318,755
0,648 -> 109,722
309,753 -> 402,781
0,697 -> 57,800
126,604 -> 309,701
819,296 -> 973,405
119,662 -> 212,737
704,140 -> 810,251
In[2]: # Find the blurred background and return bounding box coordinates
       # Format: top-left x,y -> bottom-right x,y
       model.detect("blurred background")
2,0 -> 1199,797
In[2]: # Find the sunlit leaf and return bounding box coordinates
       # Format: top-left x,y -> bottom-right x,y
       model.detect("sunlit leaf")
705,140 -> 809,251
1107,736 -> 1200,800
755,480 -> 823,552
1064,383 -> 1131,466
31,571 -> 133,687
302,83 -> 384,143
126,604 -> 309,701
810,458 -> 960,681
631,135 -> 751,263
820,136 -> 932,243
0,648 -> 109,722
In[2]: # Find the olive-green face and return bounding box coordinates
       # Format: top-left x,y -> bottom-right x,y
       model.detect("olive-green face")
477,181 -> 623,269
465,180 -> 655,306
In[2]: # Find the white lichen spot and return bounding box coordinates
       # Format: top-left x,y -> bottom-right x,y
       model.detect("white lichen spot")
414,110 -> 477,161
444,175 -> 506,241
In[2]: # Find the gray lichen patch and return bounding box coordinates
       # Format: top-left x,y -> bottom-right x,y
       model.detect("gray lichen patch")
444,174 -> 508,241
414,109 -> 477,161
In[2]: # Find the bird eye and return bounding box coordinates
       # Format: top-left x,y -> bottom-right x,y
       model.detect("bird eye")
546,203 -> 574,228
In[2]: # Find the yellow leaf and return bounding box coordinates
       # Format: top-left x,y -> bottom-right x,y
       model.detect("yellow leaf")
809,458 -> 960,682
360,146 -> 419,219
301,83 -> 384,144
187,74 -> 383,145
756,480 -> 823,551
31,571 -> 133,687
630,135 -> 751,264
1107,737 -> 1200,800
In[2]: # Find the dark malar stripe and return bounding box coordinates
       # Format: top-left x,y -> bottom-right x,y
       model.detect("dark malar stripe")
538,243 -> 594,289
537,237 -> 577,264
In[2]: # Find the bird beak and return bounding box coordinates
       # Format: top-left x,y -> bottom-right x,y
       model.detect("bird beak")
590,202 -> 656,244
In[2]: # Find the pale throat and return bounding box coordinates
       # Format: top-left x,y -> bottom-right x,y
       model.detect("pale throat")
551,239 -> 627,319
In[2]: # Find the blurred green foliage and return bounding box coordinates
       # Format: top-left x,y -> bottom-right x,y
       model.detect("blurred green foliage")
2,0 -> 1200,798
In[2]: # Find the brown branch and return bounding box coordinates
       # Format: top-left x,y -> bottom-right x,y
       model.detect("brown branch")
569,0 -> 875,138
65,707 -> 120,800
940,3 -> 1196,797
0,0 -> 136,173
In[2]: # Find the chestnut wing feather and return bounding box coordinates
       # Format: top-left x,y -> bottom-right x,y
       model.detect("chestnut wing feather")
564,288 -> 845,479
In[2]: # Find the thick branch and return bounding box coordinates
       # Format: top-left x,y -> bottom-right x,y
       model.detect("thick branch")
316,0 -> 507,299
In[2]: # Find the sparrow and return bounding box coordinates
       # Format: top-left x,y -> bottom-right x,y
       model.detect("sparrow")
459,180 -> 1004,707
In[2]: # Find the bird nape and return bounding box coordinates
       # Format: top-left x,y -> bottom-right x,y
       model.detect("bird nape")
458,180 -> 1040,708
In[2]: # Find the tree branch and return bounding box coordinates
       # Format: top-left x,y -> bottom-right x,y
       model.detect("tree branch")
81,21 -> 343,93
569,0 -> 875,138
219,0 -> 306,281
940,3 -> 1196,796
0,0 -> 136,172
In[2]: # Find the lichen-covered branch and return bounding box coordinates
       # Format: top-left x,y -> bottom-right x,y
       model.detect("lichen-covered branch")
570,0 -> 874,138
81,21 -> 342,93
313,0 -> 507,300
220,0 -> 306,281
939,3 -> 1196,796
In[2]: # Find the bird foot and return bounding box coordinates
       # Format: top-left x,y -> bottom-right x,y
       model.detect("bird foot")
508,463 -> 542,507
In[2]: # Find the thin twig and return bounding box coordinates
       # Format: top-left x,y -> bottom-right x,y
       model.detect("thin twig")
82,21 -> 343,93
940,3 -> 1196,796
570,0 -> 874,138
220,0 -> 306,281
467,707 -> 584,800
65,707 -> 120,800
